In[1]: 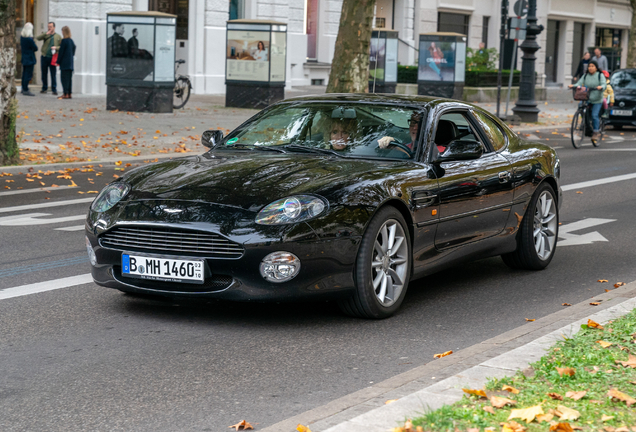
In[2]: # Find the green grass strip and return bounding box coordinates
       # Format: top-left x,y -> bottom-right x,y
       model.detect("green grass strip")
408,309 -> 636,432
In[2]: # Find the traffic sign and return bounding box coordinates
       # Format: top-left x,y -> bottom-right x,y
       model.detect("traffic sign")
513,0 -> 528,17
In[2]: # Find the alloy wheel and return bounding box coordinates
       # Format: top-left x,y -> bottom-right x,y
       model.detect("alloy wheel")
371,219 -> 409,307
533,191 -> 558,260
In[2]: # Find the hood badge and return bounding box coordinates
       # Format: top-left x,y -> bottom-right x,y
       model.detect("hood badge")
155,205 -> 184,214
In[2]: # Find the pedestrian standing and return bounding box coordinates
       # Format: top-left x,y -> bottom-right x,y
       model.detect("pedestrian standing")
57,26 -> 76,99
36,22 -> 62,95
592,47 -> 609,72
20,22 -> 37,96
573,51 -> 591,81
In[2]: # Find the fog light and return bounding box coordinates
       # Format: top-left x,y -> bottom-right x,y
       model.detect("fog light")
260,251 -> 300,283
85,237 -> 97,266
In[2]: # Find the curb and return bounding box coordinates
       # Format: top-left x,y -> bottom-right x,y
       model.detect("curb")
260,281 -> 636,432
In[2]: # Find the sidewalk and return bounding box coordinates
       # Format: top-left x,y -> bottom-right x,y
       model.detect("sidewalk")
260,281 -> 636,432
7,87 -> 574,169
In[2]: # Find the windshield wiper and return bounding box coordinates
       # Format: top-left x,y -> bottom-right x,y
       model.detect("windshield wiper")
283,144 -> 348,157
253,146 -> 287,153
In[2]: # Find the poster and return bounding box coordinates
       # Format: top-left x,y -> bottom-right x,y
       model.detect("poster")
227,30 -> 270,82
454,42 -> 466,82
385,38 -> 398,82
269,31 -> 286,82
418,40 -> 456,82
154,25 -> 175,82
107,22 -> 155,81
369,37 -> 386,81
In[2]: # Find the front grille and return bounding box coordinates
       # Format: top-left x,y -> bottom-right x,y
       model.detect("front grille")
100,226 -> 244,258
113,266 -> 234,292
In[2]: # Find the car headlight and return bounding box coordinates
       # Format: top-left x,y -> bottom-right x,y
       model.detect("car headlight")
255,195 -> 327,225
91,182 -> 130,213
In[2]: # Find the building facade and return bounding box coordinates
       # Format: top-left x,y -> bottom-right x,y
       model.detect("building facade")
15,0 -> 633,95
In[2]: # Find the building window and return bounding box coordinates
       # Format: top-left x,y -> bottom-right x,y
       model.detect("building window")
230,0 -> 245,20
437,12 -> 469,37
595,28 -> 622,48
306,0 -> 318,60
150,0 -> 188,39
482,16 -> 489,47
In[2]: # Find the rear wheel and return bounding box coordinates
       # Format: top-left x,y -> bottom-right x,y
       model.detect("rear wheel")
173,77 -> 191,109
502,183 -> 559,270
571,109 -> 585,149
338,206 -> 411,319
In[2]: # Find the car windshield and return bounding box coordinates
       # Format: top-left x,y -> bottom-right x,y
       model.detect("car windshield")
218,102 -> 426,160
610,70 -> 636,90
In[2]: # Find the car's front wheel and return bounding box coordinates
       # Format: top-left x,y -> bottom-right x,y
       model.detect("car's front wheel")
338,206 -> 411,319
502,182 -> 559,270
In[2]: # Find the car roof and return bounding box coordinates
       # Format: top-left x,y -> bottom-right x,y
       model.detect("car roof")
281,93 -> 448,108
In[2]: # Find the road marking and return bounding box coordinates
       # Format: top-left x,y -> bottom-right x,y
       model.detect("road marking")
0,213 -> 85,226
0,273 -> 93,301
0,197 -> 94,214
0,256 -> 88,278
558,218 -> 615,246
592,148 -> 636,151
55,225 -> 86,231
0,185 -> 78,197
562,173 -> 636,191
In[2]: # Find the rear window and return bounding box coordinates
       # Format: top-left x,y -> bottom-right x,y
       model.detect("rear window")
610,70 -> 636,90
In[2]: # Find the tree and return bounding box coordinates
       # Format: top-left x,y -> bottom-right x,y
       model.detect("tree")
628,0 -> 636,68
0,0 -> 17,165
326,0 -> 375,93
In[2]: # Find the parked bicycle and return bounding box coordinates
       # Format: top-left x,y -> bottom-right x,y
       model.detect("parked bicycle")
173,59 -> 191,109
570,99 -> 605,149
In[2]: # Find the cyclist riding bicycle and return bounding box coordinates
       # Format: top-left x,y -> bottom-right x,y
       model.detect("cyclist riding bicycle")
568,60 -> 606,141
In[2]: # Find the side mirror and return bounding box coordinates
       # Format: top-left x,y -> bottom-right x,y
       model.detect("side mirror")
435,139 -> 483,163
202,130 -> 224,148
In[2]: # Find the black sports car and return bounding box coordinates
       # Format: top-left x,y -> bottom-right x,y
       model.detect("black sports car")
606,69 -> 636,129
85,94 -> 562,319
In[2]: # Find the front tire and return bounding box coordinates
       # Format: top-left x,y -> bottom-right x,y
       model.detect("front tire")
338,206 -> 411,319
571,110 -> 585,149
502,183 -> 559,270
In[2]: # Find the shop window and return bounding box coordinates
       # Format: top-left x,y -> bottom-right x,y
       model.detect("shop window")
150,0 -> 188,39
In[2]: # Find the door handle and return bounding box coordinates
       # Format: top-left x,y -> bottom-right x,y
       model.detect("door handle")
498,171 -> 512,183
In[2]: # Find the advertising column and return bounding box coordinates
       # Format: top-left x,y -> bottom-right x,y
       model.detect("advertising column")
417,33 -> 466,99
225,20 -> 287,108
369,30 -> 398,93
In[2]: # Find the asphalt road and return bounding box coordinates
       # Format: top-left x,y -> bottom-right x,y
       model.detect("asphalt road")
2,128 -> 636,431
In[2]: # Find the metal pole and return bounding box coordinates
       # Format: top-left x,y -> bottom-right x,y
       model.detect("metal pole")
496,0 -> 509,118
504,39 -> 517,117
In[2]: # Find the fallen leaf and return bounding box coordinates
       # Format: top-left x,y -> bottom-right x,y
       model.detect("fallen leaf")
463,388 -> 487,398
115,160 -> 122,166
433,350 -> 452,358
403,420 -> 414,432
229,420 -> 253,430
615,282 -> 626,288
598,279 -> 609,283
508,404 -> 542,422
565,391 -> 587,400
385,399 -> 398,404
597,341 -> 613,348
296,425 -> 312,432
605,427 -> 615,432
590,302 -> 601,306
502,385 -> 520,394
588,319 -> 604,329
501,421 -> 526,432
536,413 -> 554,422
492,395 -> 516,408
550,423 -> 575,432
562,303 -> 572,306
555,405 -> 580,421
616,354 -> 636,368
556,367 -> 576,376
483,406 -> 495,414
548,392 -> 564,400
602,414 -> 615,422
616,428 -> 629,432
608,388 -> 636,406
525,318 -> 536,322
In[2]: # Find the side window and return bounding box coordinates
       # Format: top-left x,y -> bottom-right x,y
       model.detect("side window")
473,110 -> 507,151
434,112 -> 485,153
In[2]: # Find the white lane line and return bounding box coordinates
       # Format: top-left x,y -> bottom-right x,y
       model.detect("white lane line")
0,185 -> 78,197
0,273 -> 93,301
593,148 -> 636,151
0,197 -> 94,214
562,172 -> 636,191
55,225 -> 86,231
0,213 -> 86,226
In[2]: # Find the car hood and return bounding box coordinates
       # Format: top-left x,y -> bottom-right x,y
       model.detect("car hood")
123,153 -> 416,211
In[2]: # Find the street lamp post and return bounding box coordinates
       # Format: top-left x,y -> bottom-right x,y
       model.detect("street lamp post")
512,0 -> 544,122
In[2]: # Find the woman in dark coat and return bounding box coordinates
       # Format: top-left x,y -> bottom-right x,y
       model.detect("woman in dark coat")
20,23 -> 38,96
57,26 -> 76,99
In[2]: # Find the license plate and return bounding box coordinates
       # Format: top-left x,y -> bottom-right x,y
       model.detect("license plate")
611,109 -> 632,116
122,254 -> 204,284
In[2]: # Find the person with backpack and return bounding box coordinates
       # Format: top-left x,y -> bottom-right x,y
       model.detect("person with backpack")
568,60 -> 606,141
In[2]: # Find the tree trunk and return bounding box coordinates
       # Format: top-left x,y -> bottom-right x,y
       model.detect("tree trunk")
628,0 -> 636,68
0,0 -> 17,166
326,0 -> 375,93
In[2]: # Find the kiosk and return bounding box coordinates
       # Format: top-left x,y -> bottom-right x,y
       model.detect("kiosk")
369,29 -> 398,93
417,32 -> 466,99
225,19 -> 287,109
106,11 -> 176,113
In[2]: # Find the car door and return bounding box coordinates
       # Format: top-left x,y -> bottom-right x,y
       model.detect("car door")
431,109 -> 514,250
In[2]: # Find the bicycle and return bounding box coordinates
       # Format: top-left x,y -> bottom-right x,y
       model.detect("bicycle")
570,99 -> 605,149
173,59 -> 192,109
